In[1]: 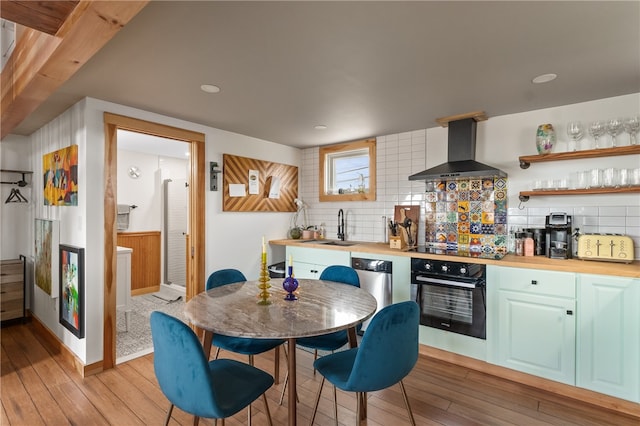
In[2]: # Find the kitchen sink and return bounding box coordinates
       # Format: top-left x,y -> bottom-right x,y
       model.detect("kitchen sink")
297,239 -> 357,246
319,240 -> 357,246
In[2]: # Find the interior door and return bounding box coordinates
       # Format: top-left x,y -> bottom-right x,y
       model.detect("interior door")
165,178 -> 188,287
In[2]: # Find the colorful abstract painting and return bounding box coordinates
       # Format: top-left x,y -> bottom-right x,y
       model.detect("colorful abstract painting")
59,245 -> 84,338
34,219 -> 59,297
43,144 -> 78,206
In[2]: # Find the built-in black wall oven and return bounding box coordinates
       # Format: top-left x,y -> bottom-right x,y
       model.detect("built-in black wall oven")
410,257 -> 486,339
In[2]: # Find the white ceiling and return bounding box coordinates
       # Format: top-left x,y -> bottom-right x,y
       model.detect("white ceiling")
13,1 -> 640,148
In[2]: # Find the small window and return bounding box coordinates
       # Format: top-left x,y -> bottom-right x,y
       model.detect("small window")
319,138 -> 376,202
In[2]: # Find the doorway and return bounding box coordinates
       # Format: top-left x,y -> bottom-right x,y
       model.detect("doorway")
103,113 -> 205,370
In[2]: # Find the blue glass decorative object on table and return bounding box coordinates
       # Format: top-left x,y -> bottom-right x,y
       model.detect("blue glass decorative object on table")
283,265 -> 298,301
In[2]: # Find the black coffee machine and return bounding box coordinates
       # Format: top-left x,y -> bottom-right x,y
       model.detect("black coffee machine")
545,212 -> 572,259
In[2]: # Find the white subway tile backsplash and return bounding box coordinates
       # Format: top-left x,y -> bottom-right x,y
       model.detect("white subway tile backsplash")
508,216 -> 528,226
526,207 -> 551,216
574,206 -> 599,216
598,206 -> 626,216
626,206 -> 640,216
599,216 -> 625,226
598,225 -> 627,234
581,216 -> 599,226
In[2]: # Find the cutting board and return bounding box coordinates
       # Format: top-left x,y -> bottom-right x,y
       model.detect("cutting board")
394,205 -> 419,247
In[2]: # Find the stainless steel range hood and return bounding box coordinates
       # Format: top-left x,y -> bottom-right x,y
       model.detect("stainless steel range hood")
409,112 -> 507,181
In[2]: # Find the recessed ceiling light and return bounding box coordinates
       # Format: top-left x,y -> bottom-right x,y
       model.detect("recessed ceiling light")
532,73 -> 557,84
200,84 -> 221,93
314,125 -> 327,130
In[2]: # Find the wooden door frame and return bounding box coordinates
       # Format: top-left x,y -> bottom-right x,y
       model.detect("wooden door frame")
103,113 -> 205,369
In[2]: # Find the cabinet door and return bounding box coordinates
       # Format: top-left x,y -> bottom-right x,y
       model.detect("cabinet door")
497,290 -> 576,385
292,261 -> 322,280
286,246 -> 350,280
577,274 -> 640,402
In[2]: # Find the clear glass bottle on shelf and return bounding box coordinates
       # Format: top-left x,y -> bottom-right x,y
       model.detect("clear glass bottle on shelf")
515,232 -> 525,256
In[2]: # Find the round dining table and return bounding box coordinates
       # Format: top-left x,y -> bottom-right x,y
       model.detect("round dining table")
184,278 -> 377,426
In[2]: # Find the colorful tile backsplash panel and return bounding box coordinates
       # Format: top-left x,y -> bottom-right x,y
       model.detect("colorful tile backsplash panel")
424,177 -> 508,255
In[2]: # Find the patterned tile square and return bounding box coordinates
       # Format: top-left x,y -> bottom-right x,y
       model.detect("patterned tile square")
481,190 -> 494,201
481,224 -> 495,234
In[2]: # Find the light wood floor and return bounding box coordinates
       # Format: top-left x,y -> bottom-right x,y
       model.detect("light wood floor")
2,321 -> 639,426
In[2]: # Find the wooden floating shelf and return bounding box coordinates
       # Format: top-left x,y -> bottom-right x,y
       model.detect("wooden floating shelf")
519,186 -> 640,201
519,145 -> 640,169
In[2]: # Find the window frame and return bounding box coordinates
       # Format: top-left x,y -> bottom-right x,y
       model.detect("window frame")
319,138 -> 376,202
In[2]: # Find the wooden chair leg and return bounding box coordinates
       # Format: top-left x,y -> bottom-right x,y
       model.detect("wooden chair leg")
312,349 -> 318,376
247,354 -> 254,426
361,392 -> 367,419
274,346 -> 280,384
309,376 -> 325,426
355,392 -> 361,426
263,393 -> 273,426
332,385 -> 338,426
399,380 -> 416,426
193,415 -> 200,425
279,371 -> 288,406
164,403 -> 174,426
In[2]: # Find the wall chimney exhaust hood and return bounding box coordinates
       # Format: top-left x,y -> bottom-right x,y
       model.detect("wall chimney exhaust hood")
409,111 -> 507,182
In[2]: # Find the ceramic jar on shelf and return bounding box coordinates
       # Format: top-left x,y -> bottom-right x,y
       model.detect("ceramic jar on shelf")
536,123 -> 556,154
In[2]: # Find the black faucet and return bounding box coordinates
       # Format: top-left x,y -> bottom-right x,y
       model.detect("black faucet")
337,209 -> 345,241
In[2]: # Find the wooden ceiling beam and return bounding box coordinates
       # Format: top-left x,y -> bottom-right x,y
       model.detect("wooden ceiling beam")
0,1 -> 80,36
0,1 -> 149,140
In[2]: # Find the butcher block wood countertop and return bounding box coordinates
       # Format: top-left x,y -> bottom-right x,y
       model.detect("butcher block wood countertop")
271,239 -> 640,278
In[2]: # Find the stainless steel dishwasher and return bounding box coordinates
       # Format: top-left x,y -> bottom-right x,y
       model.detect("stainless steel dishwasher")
351,257 -> 392,332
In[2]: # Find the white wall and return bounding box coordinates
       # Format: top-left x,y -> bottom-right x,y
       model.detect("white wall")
301,93 -> 640,259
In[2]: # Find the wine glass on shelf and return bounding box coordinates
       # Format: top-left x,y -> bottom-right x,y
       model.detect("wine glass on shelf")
566,121 -> 583,151
623,116 -> 639,145
605,117 -> 623,147
588,120 -> 606,149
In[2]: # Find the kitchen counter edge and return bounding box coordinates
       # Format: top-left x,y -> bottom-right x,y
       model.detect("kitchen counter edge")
270,239 -> 640,278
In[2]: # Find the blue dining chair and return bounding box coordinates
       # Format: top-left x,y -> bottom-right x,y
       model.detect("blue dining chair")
297,265 -> 361,352
150,311 -> 274,426
309,301 -> 419,425
279,265 -> 361,404
207,269 -> 286,381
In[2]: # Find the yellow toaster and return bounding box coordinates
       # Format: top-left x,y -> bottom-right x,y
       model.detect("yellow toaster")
576,234 -> 635,263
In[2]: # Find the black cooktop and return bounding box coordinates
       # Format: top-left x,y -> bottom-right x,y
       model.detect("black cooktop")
408,245 -> 506,260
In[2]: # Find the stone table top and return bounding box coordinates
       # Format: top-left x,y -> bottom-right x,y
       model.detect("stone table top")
184,279 -> 377,339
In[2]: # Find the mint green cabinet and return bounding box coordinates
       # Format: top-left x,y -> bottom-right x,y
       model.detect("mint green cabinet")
488,266 -> 576,385
577,274 -> 640,402
285,246 -> 350,279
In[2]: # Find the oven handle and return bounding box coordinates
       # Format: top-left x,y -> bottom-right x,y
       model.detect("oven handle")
414,275 -> 481,289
